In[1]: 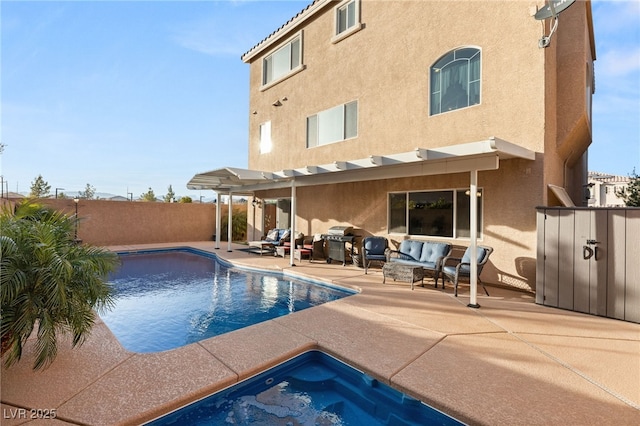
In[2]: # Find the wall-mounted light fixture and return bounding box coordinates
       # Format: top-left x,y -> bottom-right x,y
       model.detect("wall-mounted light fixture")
272,99 -> 282,107
465,190 -> 482,197
251,197 -> 262,207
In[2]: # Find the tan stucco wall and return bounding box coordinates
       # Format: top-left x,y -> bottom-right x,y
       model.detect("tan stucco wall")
252,159 -> 540,291
242,1 -> 595,293
31,199 -> 223,246
543,0 -> 594,205
247,0 -> 548,171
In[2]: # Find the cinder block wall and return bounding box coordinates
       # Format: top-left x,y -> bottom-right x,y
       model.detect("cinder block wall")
8,199 -> 245,246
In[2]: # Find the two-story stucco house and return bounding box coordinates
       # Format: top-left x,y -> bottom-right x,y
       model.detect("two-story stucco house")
188,0 -> 595,294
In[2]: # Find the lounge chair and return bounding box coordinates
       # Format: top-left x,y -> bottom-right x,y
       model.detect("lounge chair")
362,236 -> 388,274
248,228 -> 290,255
441,245 -> 493,297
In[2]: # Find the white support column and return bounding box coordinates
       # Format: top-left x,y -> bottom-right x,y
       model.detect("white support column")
468,169 -> 480,308
215,192 -> 221,250
289,181 -> 297,266
227,192 -> 233,252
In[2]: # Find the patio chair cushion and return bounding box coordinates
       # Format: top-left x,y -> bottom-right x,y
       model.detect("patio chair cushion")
265,229 -> 280,242
392,240 -> 451,271
364,237 -> 387,261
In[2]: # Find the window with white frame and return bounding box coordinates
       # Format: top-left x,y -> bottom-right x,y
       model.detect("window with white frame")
388,189 -> 483,238
262,34 -> 302,86
430,47 -> 481,115
336,0 -> 358,35
307,101 -> 358,148
259,121 -> 272,154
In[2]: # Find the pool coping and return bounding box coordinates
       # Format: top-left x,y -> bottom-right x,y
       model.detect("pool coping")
2,241 -> 639,425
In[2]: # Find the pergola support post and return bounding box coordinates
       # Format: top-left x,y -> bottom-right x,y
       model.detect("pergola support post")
215,192 -> 221,250
289,182 -> 297,266
468,169 -> 480,309
227,192 -> 233,252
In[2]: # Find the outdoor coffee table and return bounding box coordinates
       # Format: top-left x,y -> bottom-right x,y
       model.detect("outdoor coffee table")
382,263 -> 424,290
248,241 -> 275,256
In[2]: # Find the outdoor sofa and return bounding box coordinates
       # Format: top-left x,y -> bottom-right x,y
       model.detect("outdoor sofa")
385,240 -> 452,286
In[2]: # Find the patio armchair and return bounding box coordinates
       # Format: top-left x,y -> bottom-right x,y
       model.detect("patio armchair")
362,236 -> 388,274
278,232 -> 304,257
441,245 -> 493,297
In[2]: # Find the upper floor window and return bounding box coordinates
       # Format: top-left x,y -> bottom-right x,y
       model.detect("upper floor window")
263,33 -> 302,86
430,47 -> 481,115
307,101 -> 358,148
337,0 -> 357,34
332,0 -> 361,43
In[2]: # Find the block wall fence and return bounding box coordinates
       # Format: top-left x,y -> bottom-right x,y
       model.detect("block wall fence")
3,198 -> 247,247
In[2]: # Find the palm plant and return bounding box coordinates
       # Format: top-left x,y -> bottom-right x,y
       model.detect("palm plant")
1,201 -> 119,370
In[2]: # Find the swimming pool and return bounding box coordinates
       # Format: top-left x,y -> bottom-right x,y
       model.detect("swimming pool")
147,350 -> 464,425
101,249 -> 355,352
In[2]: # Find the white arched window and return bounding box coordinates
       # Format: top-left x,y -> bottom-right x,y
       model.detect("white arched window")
430,47 -> 481,115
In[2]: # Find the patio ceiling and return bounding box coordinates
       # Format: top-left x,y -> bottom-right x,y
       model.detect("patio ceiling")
186,137 -> 535,194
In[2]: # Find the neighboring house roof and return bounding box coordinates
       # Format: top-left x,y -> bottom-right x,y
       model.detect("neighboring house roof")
3,192 -> 25,199
588,171 -> 630,183
188,137 -> 535,193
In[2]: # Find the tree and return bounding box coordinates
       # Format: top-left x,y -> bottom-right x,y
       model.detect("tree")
29,175 -> 51,198
0,201 -> 119,370
140,187 -> 157,202
163,185 -> 176,203
178,196 -> 192,203
615,169 -> 640,207
77,183 -> 96,200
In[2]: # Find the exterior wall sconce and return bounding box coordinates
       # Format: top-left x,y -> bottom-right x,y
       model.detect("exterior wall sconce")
252,197 -> 262,207
465,190 -> 482,197
272,100 -> 282,107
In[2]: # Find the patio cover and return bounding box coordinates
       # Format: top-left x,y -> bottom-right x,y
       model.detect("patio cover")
187,137 -> 535,193
188,136 -> 535,308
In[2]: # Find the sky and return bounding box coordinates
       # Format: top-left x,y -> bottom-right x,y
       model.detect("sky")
1,0 -> 639,200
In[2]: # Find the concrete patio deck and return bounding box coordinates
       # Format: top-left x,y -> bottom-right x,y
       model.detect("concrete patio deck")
1,242 -> 638,425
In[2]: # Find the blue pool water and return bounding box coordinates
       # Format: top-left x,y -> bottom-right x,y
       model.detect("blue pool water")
147,350 -> 464,425
101,249 -> 355,353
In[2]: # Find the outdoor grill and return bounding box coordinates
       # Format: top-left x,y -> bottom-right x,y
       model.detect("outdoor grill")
322,226 -> 356,266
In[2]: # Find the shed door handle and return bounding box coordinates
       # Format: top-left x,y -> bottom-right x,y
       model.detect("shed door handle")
583,246 -> 594,260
